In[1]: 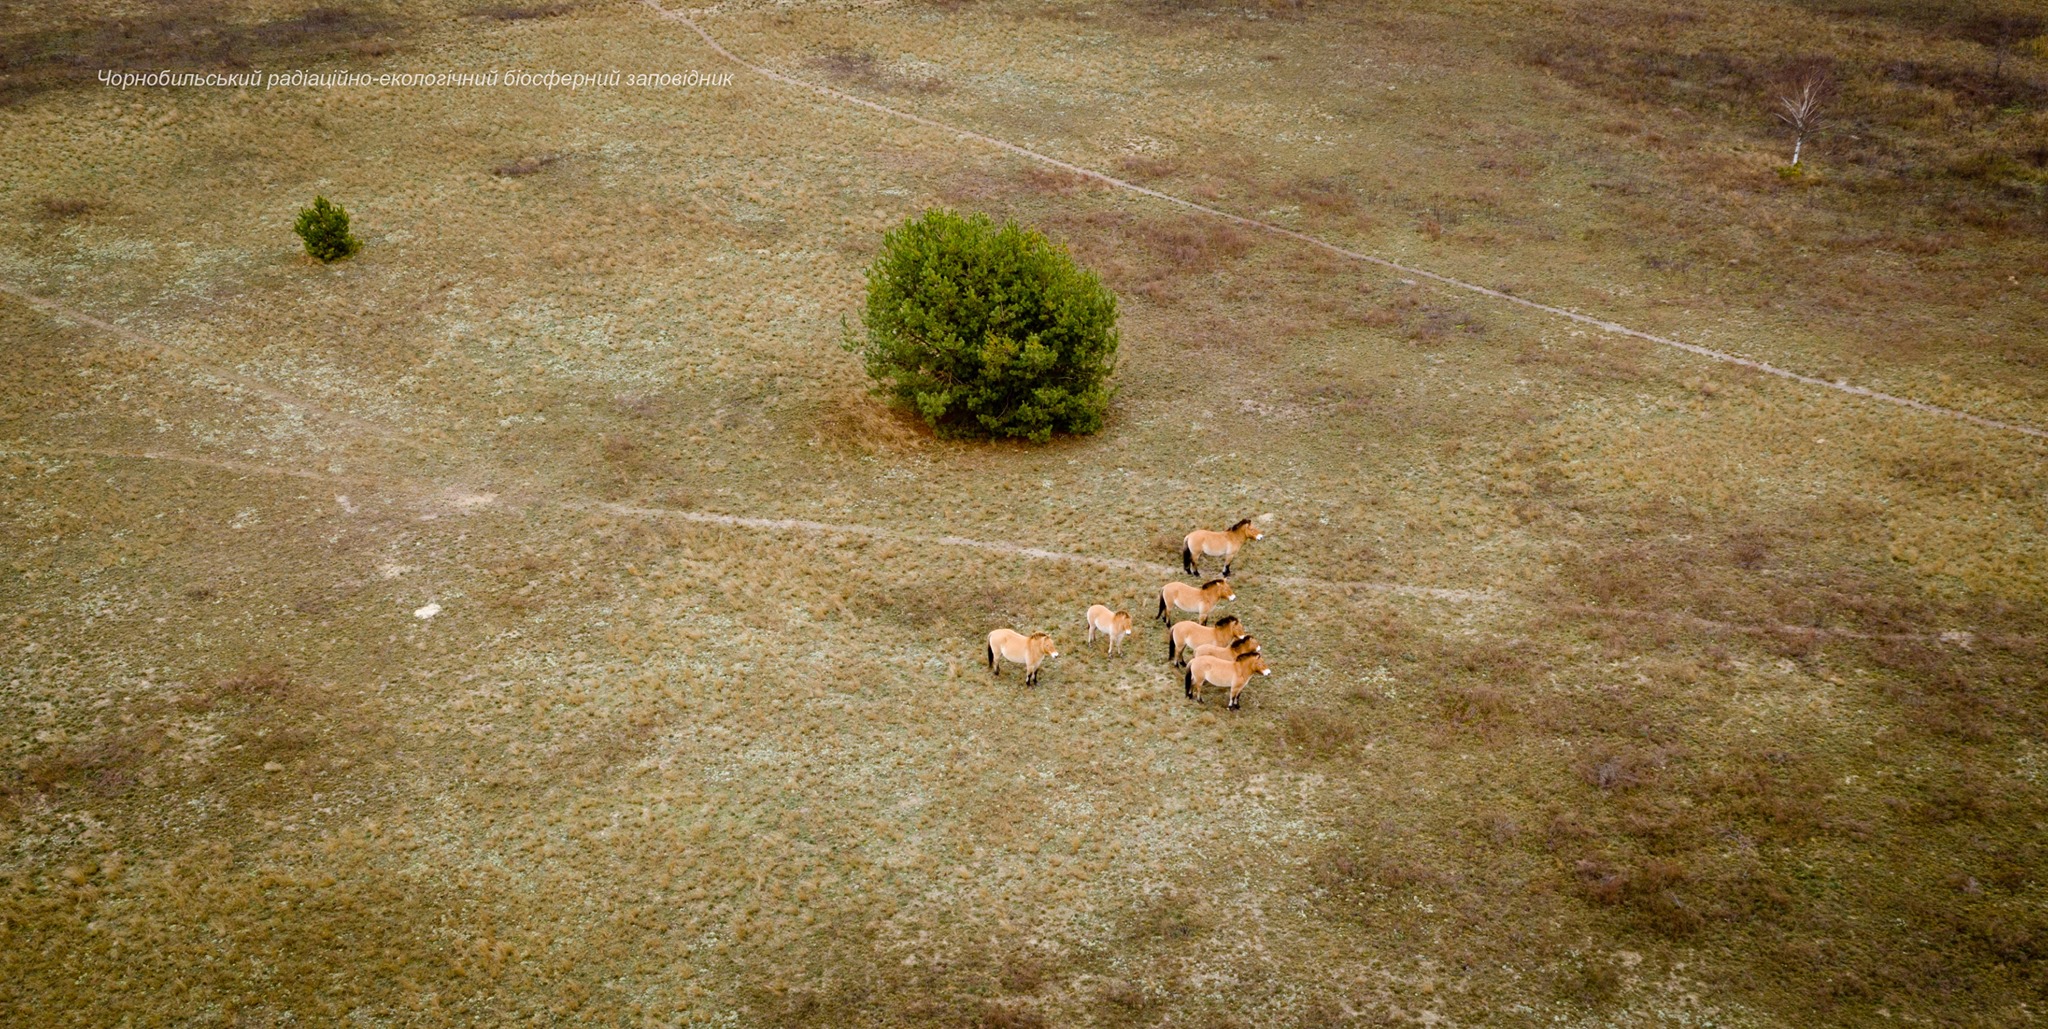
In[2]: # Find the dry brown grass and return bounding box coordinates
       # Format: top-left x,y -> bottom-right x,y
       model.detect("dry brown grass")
814,390 -> 934,454
33,196 -> 91,219
0,0 -> 2044,1025
490,153 -> 561,178
1279,705 -> 1358,759
1112,154 -> 1179,180
811,46 -> 947,93
473,2 -> 581,20
0,3 -> 402,106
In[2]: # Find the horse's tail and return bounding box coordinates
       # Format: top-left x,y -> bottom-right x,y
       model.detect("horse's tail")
1156,592 -> 1168,622
986,641 -> 995,673
1182,540 -> 1196,575
1166,629 -> 1177,663
1183,662 -> 1195,698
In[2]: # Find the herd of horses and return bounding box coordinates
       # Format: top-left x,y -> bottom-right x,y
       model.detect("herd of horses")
985,519 -> 1271,710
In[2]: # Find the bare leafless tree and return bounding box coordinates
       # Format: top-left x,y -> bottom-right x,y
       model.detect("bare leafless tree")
1772,61 -> 1834,167
1974,14 -> 2043,84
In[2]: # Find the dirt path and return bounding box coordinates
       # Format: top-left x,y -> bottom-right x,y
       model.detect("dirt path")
638,1 -> 2048,442
6,441 -> 2006,646
597,499 -> 2021,645
595,499 -> 1499,604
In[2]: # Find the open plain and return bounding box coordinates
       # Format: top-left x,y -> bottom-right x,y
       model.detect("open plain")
2,0 -> 2045,1024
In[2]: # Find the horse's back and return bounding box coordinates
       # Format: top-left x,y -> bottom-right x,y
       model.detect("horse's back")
988,628 -> 1025,660
1187,653 -> 1229,685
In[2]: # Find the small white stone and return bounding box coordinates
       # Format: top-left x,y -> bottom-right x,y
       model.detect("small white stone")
414,602 -> 442,620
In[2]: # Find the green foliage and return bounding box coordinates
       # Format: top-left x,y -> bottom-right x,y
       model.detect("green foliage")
293,195 -> 361,263
843,208 -> 1118,443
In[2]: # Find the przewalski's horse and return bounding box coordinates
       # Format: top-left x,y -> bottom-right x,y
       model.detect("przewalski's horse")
987,629 -> 1059,687
1157,578 -> 1234,625
1167,615 -> 1245,665
1183,518 -> 1265,577
1184,652 -> 1271,710
1084,605 -> 1134,657
1190,634 -> 1260,666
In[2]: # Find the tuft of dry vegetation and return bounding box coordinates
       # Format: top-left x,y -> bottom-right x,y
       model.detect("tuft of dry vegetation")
490,153 -> 561,177
1280,705 -> 1359,759
811,47 -> 947,93
33,196 -> 91,218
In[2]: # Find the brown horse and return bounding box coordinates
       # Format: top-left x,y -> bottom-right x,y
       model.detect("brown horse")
1084,604 -> 1134,656
987,629 -> 1058,686
1184,652 -> 1271,710
1166,615 -> 1246,664
1183,518 -> 1265,577
1190,634 -> 1260,666
1157,578 -> 1233,625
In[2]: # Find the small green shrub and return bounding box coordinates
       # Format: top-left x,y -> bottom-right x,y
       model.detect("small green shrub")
843,208 -> 1118,442
293,195 -> 361,262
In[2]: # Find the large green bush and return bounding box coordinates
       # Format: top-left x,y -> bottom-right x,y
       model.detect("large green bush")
844,208 -> 1118,442
293,195 -> 361,263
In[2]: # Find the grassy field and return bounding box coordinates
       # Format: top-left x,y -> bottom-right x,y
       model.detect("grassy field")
2,0 -> 2044,1025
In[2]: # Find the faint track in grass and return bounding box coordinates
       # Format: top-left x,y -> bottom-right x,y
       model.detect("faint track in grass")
639,1 -> 2048,443
1,282 -> 425,446
1552,604 -> 2029,650
597,500 -> 2025,646
0,442 -> 2008,646
0,447 -> 381,485
4,292 -> 1370,596
597,499 -> 1496,603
